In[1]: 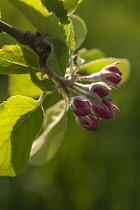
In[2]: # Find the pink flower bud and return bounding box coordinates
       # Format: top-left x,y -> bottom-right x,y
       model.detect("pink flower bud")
70,96 -> 91,116
90,82 -> 111,98
76,62 -> 122,89
77,114 -> 99,131
105,62 -> 122,75
94,99 -> 115,119
103,62 -> 122,85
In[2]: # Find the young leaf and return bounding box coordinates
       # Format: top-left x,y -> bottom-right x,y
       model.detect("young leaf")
42,0 -> 74,50
62,0 -> 84,15
78,48 -> 106,64
45,37 -> 69,77
8,0 -> 67,43
8,0 -> 49,34
9,74 -> 42,98
0,96 -> 44,176
0,45 -> 39,74
67,21 -> 75,50
70,14 -> 87,50
30,100 -> 67,165
79,58 -> 131,83
30,68 -> 57,92
42,0 -> 68,24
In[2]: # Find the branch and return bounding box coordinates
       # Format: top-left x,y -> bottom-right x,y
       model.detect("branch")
0,20 -> 40,49
0,20 -> 51,59
0,20 -> 53,80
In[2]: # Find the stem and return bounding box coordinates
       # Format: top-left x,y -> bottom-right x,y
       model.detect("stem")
69,85 -> 88,96
76,72 -> 101,82
38,91 -> 47,106
74,82 -> 89,91
69,50 -> 74,74
0,20 -> 40,49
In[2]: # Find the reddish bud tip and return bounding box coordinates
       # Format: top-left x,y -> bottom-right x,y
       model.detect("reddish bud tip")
94,99 -> 115,119
90,82 -> 111,98
104,62 -> 122,85
77,114 -> 99,131
105,76 -> 122,85
71,97 -> 91,116
105,62 -> 122,76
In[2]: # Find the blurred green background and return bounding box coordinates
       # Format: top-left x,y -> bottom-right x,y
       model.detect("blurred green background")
0,0 -> 140,210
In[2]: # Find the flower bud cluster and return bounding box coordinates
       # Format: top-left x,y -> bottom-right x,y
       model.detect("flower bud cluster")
68,62 -> 122,131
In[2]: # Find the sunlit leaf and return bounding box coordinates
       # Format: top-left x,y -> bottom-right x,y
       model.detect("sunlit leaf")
0,45 -> 39,74
0,96 -> 44,176
62,0 -> 84,15
42,0 -> 74,49
67,21 -> 75,50
8,0 -> 67,43
42,0 -> 68,23
8,0 -> 49,34
9,74 -> 42,98
30,100 -> 67,165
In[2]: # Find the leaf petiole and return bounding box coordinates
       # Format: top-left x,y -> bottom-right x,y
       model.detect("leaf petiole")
38,91 -> 47,106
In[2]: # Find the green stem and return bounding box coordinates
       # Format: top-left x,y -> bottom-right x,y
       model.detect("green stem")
69,50 -> 74,74
38,92 -> 47,106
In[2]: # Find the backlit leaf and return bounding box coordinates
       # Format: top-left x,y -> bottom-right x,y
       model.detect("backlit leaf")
42,0 -> 74,49
8,0 -> 67,42
9,74 -> 42,98
0,96 -> 44,176
0,45 -> 39,74
30,100 -> 67,165
62,0 -> 84,15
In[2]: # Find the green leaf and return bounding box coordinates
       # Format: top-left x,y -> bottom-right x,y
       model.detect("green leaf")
0,96 -> 44,176
8,0 -> 49,33
0,33 -> 17,48
0,75 -> 9,103
78,48 -> 106,64
30,68 -> 57,92
62,0 -> 84,15
45,37 -> 69,76
30,100 -> 67,165
70,14 -> 87,50
42,0 -> 74,49
9,74 -> 42,98
67,21 -> 75,50
8,0 -> 67,43
42,0 -> 68,23
80,57 -> 131,83
0,45 -> 39,74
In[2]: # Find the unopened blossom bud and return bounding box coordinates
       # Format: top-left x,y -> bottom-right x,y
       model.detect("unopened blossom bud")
89,82 -> 112,98
103,62 -> 122,85
77,114 -> 99,131
94,99 -> 115,119
70,96 -> 91,116
76,62 -> 122,89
